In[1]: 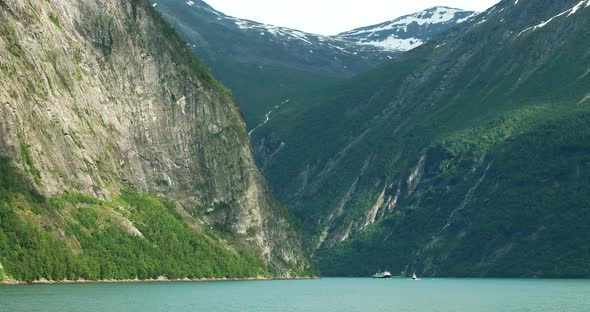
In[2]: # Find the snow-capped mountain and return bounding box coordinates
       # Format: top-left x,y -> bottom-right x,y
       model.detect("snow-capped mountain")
149,0 -> 477,129
151,1 -> 477,75
337,7 -> 478,51
151,0 -> 391,76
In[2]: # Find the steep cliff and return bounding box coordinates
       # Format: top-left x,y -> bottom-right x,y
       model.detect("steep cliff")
0,0 -> 309,281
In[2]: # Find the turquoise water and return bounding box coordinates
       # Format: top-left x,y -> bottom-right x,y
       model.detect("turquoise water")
1,278 -> 589,312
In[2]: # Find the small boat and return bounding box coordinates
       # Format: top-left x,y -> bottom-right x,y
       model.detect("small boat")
372,270 -> 392,279
412,273 -> 419,280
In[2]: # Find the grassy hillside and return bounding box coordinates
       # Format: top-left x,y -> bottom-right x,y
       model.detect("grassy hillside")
315,108 -> 590,277
0,157 -> 278,282
251,0 -> 590,277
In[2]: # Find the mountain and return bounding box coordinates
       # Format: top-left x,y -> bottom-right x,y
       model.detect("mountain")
251,0 -> 590,277
0,0 -> 311,283
152,0 -> 392,76
150,0 -> 474,129
337,6 -> 477,51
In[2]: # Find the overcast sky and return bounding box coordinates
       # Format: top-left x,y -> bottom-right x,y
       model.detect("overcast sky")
203,0 -> 500,35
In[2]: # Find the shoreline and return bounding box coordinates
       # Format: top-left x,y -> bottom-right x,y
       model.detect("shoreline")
0,276 -> 319,286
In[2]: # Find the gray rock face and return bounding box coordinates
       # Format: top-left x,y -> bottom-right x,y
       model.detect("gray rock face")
0,0 -> 307,274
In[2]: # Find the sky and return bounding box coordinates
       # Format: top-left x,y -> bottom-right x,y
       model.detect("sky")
203,0 -> 501,35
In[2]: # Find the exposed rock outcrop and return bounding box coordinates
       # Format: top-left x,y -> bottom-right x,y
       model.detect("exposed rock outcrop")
0,0 -> 308,275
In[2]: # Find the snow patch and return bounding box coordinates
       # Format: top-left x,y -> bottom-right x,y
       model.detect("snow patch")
234,19 -> 252,30
568,0 -> 589,15
456,12 -> 480,23
359,35 -> 424,51
342,7 -> 467,38
227,15 -> 321,46
201,6 -> 222,17
518,0 -> 590,36
338,7 -> 475,52
328,43 -> 352,54
394,7 -> 462,27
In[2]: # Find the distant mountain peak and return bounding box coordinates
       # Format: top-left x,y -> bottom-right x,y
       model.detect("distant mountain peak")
337,7 -> 478,51
157,0 -> 477,55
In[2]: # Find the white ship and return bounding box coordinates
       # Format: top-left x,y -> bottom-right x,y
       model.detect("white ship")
372,270 -> 392,278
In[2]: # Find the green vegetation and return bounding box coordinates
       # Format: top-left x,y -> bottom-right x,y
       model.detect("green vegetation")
0,157 -> 270,282
317,111 -> 590,277
17,135 -> 41,185
0,14 -> 23,57
276,202 -> 302,233
250,4 -> 590,277
48,15 -> 62,30
154,179 -> 169,187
